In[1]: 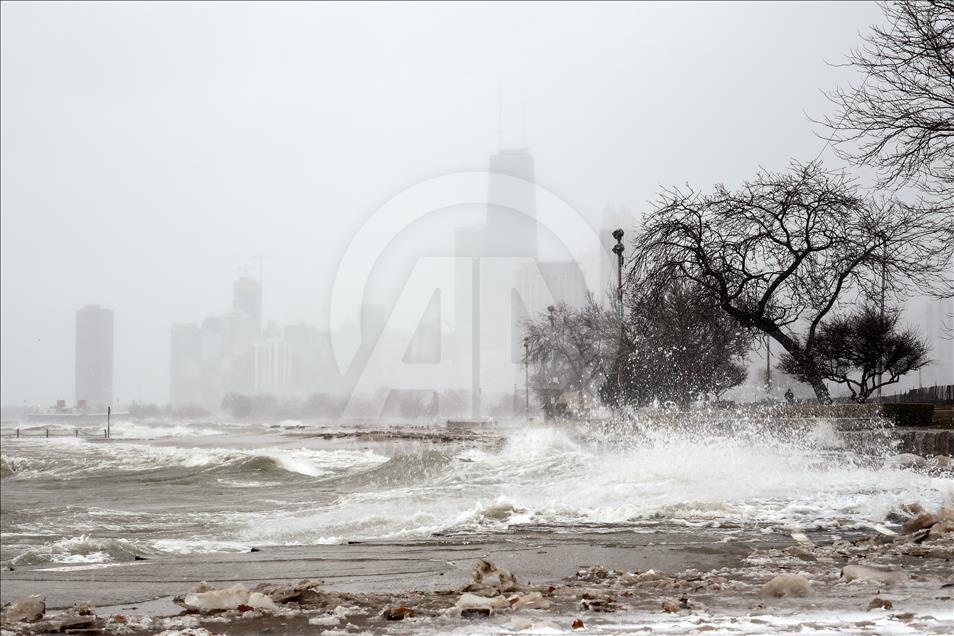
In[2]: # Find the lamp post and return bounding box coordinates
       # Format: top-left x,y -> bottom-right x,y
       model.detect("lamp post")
610,229 -> 625,409
523,336 -> 530,417
612,229 -> 625,320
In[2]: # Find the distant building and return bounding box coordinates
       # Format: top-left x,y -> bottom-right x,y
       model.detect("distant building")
169,323 -> 201,407
254,332 -> 289,394
283,323 -> 327,396
75,305 -> 113,410
233,276 -> 262,333
485,148 -> 537,258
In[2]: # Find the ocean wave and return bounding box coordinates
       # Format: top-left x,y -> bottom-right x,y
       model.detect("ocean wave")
8,535 -> 146,566
1,442 -> 388,480
227,421 -> 948,546
4,419 -> 949,566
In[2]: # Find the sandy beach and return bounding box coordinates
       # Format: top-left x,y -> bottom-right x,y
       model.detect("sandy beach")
3,523 -> 953,634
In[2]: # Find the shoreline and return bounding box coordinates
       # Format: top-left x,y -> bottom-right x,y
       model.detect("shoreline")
3,524 -> 953,634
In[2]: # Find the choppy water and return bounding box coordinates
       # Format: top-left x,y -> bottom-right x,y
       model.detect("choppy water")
1,416 -> 950,567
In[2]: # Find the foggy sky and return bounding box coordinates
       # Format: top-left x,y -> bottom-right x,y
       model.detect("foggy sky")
2,1 -> 950,406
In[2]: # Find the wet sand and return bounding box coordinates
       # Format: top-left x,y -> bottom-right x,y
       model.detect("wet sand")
1,529 -> 771,608
4,526 -> 953,634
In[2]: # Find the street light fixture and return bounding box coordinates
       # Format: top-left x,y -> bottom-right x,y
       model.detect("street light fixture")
523,336 -> 530,418
612,229 -> 625,320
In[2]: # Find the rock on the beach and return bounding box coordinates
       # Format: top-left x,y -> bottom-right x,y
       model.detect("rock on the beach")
661,600 -> 680,613
867,596 -> 893,611
1,594 -> 45,622
760,575 -> 811,598
471,560 -> 517,592
454,592 -> 509,615
929,521 -> 954,537
902,513 -> 939,533
183,583 -> 278,612
382,606 -> 414,621
933,455 -> 951,468
841,565 -> 906,586
509,591 -> 550,610
157,629 -> 216,636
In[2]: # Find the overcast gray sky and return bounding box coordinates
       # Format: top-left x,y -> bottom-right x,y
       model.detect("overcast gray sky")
3,1 -> 949,406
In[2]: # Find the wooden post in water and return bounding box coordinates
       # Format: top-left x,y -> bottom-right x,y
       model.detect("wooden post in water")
16,428 -> 19,438
107,405 -> 111,440
46,428 -> 49,438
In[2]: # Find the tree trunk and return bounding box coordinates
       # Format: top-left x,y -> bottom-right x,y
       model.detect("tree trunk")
805,371 -> 832,404
738,314 -> 833,405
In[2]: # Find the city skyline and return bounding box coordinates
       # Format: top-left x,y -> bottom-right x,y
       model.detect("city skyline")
2,2 -> 952,407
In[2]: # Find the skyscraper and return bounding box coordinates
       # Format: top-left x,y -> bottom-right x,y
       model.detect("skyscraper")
233,276 -> 262,333
484,148 -> 538,258
169,323 -> 201,406
75,305 -> 113,410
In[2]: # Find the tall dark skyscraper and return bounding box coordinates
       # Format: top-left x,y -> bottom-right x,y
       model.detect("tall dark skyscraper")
484,148 -> 538,258
233,276 -> 262,333
75,305 -> 113,410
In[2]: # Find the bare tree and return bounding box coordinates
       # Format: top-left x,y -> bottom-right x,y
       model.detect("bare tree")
602,279 -> 753,409
523,299 -> 617,417
818,1 -> 954,198
779,305 -> 931,402
629,162 -> 951,404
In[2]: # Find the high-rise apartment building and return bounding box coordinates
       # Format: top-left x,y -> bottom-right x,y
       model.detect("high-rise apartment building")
75,305 -> 113,410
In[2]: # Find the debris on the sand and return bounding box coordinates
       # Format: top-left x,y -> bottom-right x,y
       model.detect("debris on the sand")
579,590 -> 618,612
841,564 -> 906,586
902,513 -> 939,533
470,559 -> 517,592
867,596 -> 893,611
790,531 -> 814,545
34,612 -> 101,633
181,583 -> 278,612
1,594 -> 45,623
509,591 -> 550,610
572,617 -> 585,629
903,502 -> 925,516
575,565 -> 610,581
308,614 -> 340,626
382,606 -> 415,621
452,592 -> 509,616
156,628 -> 218,636
661,599 -> 680,613
254,579 -> 321,604
508,616 -> 534,630
760,575 -> 811,598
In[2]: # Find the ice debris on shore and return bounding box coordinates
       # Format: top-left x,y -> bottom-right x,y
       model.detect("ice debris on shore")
0,594 -> 44,623
182,584 -> 277,612
760,575 -> 812,598
175,579 -> 320,613
841,564 -> 906,586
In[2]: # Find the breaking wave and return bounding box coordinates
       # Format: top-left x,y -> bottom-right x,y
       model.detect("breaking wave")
3,416 -> 950,566
1,441 -> 387,481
